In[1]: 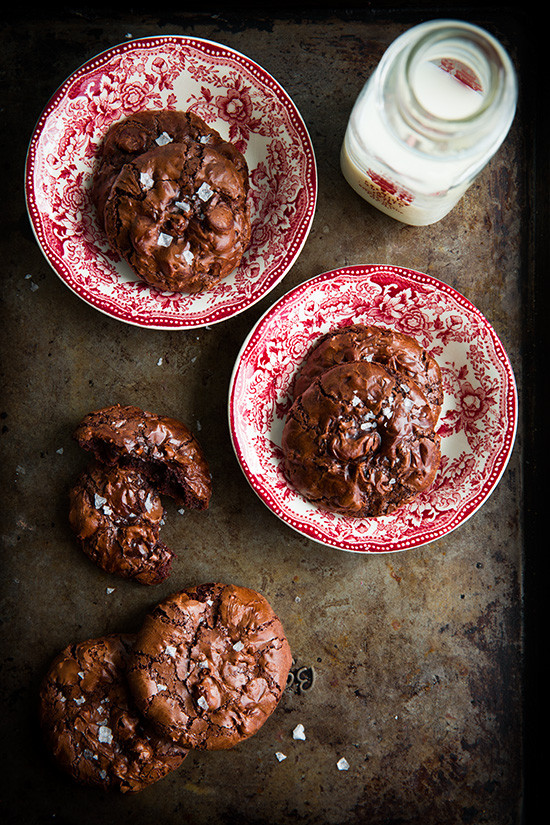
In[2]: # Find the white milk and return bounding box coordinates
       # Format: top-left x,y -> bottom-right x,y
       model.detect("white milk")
340,20 -> 517,226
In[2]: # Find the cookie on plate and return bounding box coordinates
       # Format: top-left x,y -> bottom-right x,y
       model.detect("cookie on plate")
91,109 -> 249,231
39,634 -> 188,792
282,360 -> 441,517
126,583 -> 292,750
293,323 -> 443,421
103,139 -> 251,293
68,461 -> 174,585
73,404 -> 212,511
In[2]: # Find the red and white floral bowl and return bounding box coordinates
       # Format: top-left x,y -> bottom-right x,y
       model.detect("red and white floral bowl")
229,265 -> 518,553
25,36 -> 317,328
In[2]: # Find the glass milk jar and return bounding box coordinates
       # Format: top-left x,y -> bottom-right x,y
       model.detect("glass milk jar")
340,19 -> 518,225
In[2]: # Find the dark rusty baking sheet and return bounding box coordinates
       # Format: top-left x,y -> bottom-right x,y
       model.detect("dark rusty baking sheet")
1,4 -> 542,824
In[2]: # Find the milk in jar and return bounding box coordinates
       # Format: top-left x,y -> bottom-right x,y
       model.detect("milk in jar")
340,20 -> 517,226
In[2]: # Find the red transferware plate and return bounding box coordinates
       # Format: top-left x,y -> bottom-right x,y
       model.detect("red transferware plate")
25,36 -> 317,329
228,265 -> 518,553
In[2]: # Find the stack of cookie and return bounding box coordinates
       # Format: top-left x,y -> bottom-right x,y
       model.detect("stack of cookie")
69,404 -> 212,585
281,323 -> 443,517
39,583 -> 292,792
91,110 -> 251,293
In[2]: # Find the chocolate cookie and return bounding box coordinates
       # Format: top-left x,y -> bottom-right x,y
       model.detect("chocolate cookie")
73,404 -> 212,511
126,583 -> 292,750
68,462 -> 174,585
103,139 -> 251,293
91,109 -> 249,231
293,323 -> 443,421
39,634 -> 188,792
282,360 -> 441,517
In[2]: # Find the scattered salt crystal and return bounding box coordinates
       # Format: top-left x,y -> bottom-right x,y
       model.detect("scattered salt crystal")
165,645 -> 177,658
78,672 -> 85,679
337,757 -> 350,771
155,131 -> 172,146
402,398 -> 414,411
197,181 -> 213,202
25,273 -> 32,279
295,596 -> 301,603
94,494 -> 107,508
140,171 -> 154,191
232,641 -> 244,652
157,357 -> 163,366
178,508 -> 185,515
30,282 -> 39,292
99,769 -> 107,779
98,725 -> 113,745
102,504 -> 112,516
182,248 -> 194,265
292,723 -> 306,740
74,697 -> 85,705
197,696 -> 208,710
175,199 -> 191,213
158,232 -> 173,247
275,752 -> 287,761
156,683 -> 167,692
199,135 -> 211,144
56,447 -> 64,454
206,599 -> 213,606
106,587 -> 115,594
351,394 -> 361,407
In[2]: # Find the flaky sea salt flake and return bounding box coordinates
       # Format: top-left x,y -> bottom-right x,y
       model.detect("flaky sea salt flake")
158,232 -> 173,247
140,171 -> 154,191
197,181 -> 214,202
275,752 -> 287,761
337,757 -> 350,771
292,723 -> 306,740
232,641 -> 244,652
98,725 -> 113,745
155,131 -> 173,146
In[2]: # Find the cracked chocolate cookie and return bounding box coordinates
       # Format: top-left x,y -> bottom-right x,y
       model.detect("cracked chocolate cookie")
282,360 -> 441,517
39,634 -> 188,793
73,404 -> 212,511
126,583 -> 292,750
68,461 -> 174,585
103,138 -> 251,293
293,323 -> 443,421
91,109 -> 249,232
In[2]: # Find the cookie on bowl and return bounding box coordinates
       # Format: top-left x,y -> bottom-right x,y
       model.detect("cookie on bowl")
126,583 -> 292,750
293,323 -> 443,421
68,461 -> 174,585
91,109 -> 249,232
282,360 -> 441,517
103,140 -> 251,293
73,404 -> 212,512
39,634 -> 188,793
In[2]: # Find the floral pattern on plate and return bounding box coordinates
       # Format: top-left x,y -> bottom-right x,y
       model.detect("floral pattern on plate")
228,265 -> 518,553
25,36 -> 317,328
